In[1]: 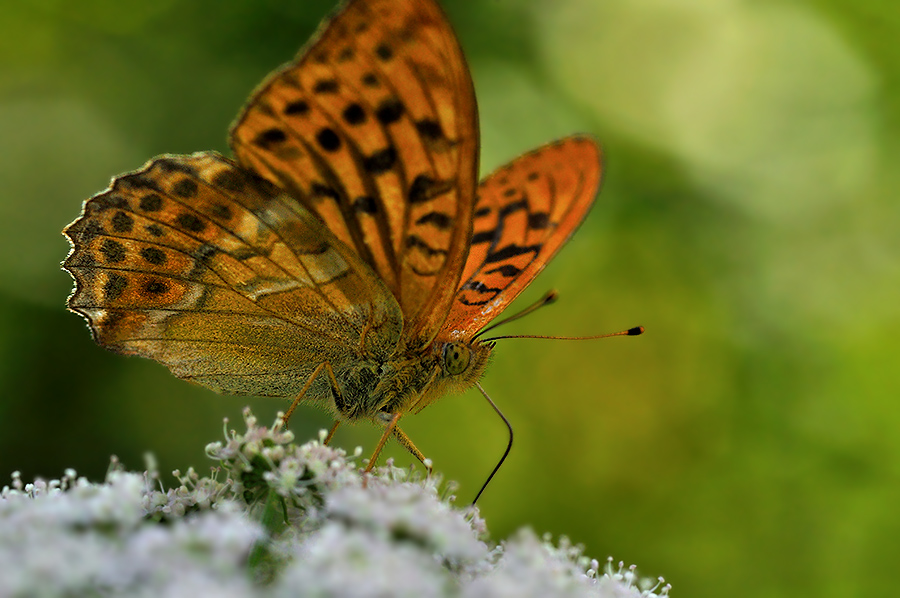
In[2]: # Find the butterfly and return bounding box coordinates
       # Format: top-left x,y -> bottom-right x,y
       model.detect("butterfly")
63,0 -> 608,479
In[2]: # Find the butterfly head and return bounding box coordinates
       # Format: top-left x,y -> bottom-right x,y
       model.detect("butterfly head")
412,337 -> 494,412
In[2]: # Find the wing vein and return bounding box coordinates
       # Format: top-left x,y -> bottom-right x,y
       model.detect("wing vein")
191,163 -> 370,336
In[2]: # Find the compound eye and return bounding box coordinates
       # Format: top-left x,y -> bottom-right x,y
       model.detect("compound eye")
442,342 -> 471,376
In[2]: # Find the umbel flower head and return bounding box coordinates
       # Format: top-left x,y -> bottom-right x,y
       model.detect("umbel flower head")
0,408 -> 670,597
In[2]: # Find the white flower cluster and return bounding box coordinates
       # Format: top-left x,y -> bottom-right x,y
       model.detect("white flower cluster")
0,409 -> 670,597
0,468 -> 260,596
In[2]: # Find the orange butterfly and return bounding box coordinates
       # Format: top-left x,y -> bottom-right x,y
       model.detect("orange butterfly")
63,0 -> 617,482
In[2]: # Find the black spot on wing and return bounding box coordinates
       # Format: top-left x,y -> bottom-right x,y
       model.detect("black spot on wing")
176,213 -> 206,233
415,212 -> 452,229
173,178 -> 198,198
499,199 -> 528,218
111,212 -> 133,233
375,43 -> 393,61
415,119 -> 444,141
363,147 -> 397,174
316,128 -> 341,152
211,169 -> 247,193
406,235 -> 447,257
284,100 -> 310,116
486,264 -> 521,277
462,280 -> 501,294
361,73 -> 379,88
100,239 -> 125,263
104,273 -> 127,301
143,279 -> 168,295
375,98 -> 404,124
353,196 -> 378,214
254,128 -> 287,149
211,203 -> 232,220
457,280 -> 502,306
311,183 -> 340,202
119,174 -> 162,193
408,175 -> 454,204
471,230 -> 495,245
313,79 -> 339,94
139,194 -> 162,212
140,247 -> 166,266
485,244 -> 541,263
528,212 -> 551,229
342,103 -> 366,125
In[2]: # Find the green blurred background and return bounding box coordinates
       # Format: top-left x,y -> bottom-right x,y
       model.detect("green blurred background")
2,0 -> 898,595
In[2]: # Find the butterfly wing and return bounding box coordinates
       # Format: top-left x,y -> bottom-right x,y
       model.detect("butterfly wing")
441,136 -> 603,339
63,153 -> 402,397
229,0 -> 478,348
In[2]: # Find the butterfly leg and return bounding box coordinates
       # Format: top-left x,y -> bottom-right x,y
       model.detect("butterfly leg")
323,421 -> 340,445
363,412 -> 402,474
281,363 -> 327,427
392,426 -> 433,476
282,361 -> 342,428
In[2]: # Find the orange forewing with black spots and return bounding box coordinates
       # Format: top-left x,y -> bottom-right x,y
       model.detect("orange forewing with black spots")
230,0 -> 478,348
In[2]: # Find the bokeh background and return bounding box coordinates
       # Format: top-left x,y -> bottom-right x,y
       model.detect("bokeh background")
2,0 -> 898,595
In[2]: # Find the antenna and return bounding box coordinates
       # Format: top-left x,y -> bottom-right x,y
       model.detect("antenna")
473,290 -> 559,340
480,326 -> 644,343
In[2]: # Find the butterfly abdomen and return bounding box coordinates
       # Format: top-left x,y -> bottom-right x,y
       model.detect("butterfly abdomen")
331,360 -> 382,420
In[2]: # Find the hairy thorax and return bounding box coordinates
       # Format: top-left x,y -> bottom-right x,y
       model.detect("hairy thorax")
332,338 -> 493,425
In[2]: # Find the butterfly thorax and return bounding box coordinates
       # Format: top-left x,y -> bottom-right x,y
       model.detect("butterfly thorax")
334,338 -> 493,424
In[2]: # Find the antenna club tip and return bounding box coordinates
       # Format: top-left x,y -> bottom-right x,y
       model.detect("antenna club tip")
626,326 -> 645,336
544,290 -> 559,304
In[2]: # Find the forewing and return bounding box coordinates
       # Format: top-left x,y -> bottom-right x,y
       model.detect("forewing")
441,136 -> 602,339
63,153 -> 402,397
230,0 -> 478,347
